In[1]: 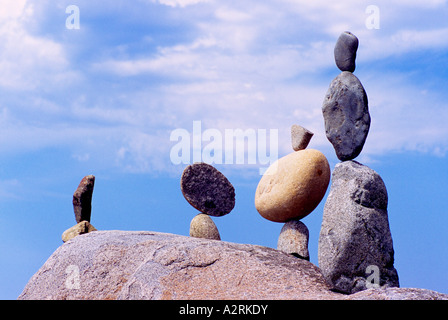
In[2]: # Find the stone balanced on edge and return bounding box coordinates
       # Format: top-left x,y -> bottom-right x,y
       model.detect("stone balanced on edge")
318,31 -> 399,294
181,162 -> 235,240
255,124 -> 330,260
62,175 -> 97,242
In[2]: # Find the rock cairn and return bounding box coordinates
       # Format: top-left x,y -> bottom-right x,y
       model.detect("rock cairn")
255,124 -> 330,259
323,31 -> 370,162
318,32 -> 399,294
181,162 -> 235,240
62,175 -> 97,242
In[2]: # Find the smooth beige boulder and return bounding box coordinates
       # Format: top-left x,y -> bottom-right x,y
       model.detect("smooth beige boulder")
255,149 -> 330,222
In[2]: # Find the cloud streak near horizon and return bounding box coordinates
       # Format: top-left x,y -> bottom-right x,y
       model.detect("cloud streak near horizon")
0,0 -> 447,175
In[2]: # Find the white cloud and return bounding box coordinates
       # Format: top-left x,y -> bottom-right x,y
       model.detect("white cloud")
77,0 -> 448,172
155,0 -> 209,8
0,0 -> 76,90
214,7 -> 252,22
391,0 -> 447,8
390,28 -> 448,51
1,0 -> 448,175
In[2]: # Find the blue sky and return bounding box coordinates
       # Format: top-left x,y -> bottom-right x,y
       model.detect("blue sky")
0,0 -> 448,299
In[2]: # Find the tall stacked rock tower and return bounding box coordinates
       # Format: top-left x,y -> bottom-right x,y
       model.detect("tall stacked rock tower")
255,125 -> 331,260
318,32 -> 399,294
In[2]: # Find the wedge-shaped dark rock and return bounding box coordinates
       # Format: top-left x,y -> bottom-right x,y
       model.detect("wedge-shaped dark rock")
73,175 -> 95,223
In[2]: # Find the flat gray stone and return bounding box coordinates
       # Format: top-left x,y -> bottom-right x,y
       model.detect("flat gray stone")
318,161 -> 399,294
334,31 -> 358,72
181,163 -> 235,217
322,71 -> 370,161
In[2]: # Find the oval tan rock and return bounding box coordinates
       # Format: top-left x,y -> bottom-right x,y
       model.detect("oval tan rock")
189,213 -> 221,240
277,219 -> 310,260
255,149 -> 330,222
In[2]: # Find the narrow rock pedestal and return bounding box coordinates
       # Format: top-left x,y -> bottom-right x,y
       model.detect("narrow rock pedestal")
318,161 -> 399,294
189,214 -> 221,241
277,219 -> 309,260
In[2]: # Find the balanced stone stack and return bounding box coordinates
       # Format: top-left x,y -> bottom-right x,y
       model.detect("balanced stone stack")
318,32 -> 399,294
62,175 -> 97,242
181,162 -> 235,240
255,124 -> 330,260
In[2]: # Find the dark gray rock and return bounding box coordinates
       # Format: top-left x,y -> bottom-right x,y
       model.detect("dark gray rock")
291,124 -> 314,151
334,31 -> 358,72
181,163 -> 235,217
318,161 -> 399,294
73,175 -> 95,223
322,71 -> 370,161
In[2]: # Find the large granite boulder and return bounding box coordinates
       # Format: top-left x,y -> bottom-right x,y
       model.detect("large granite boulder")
18,230 -> 447,300
345,287 -> 448,300
18,230 -> 339,300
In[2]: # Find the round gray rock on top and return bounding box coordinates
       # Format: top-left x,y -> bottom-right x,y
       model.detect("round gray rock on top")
334,31 -> 359,72
181,162 -> 235,217
322,71 -> 370,161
